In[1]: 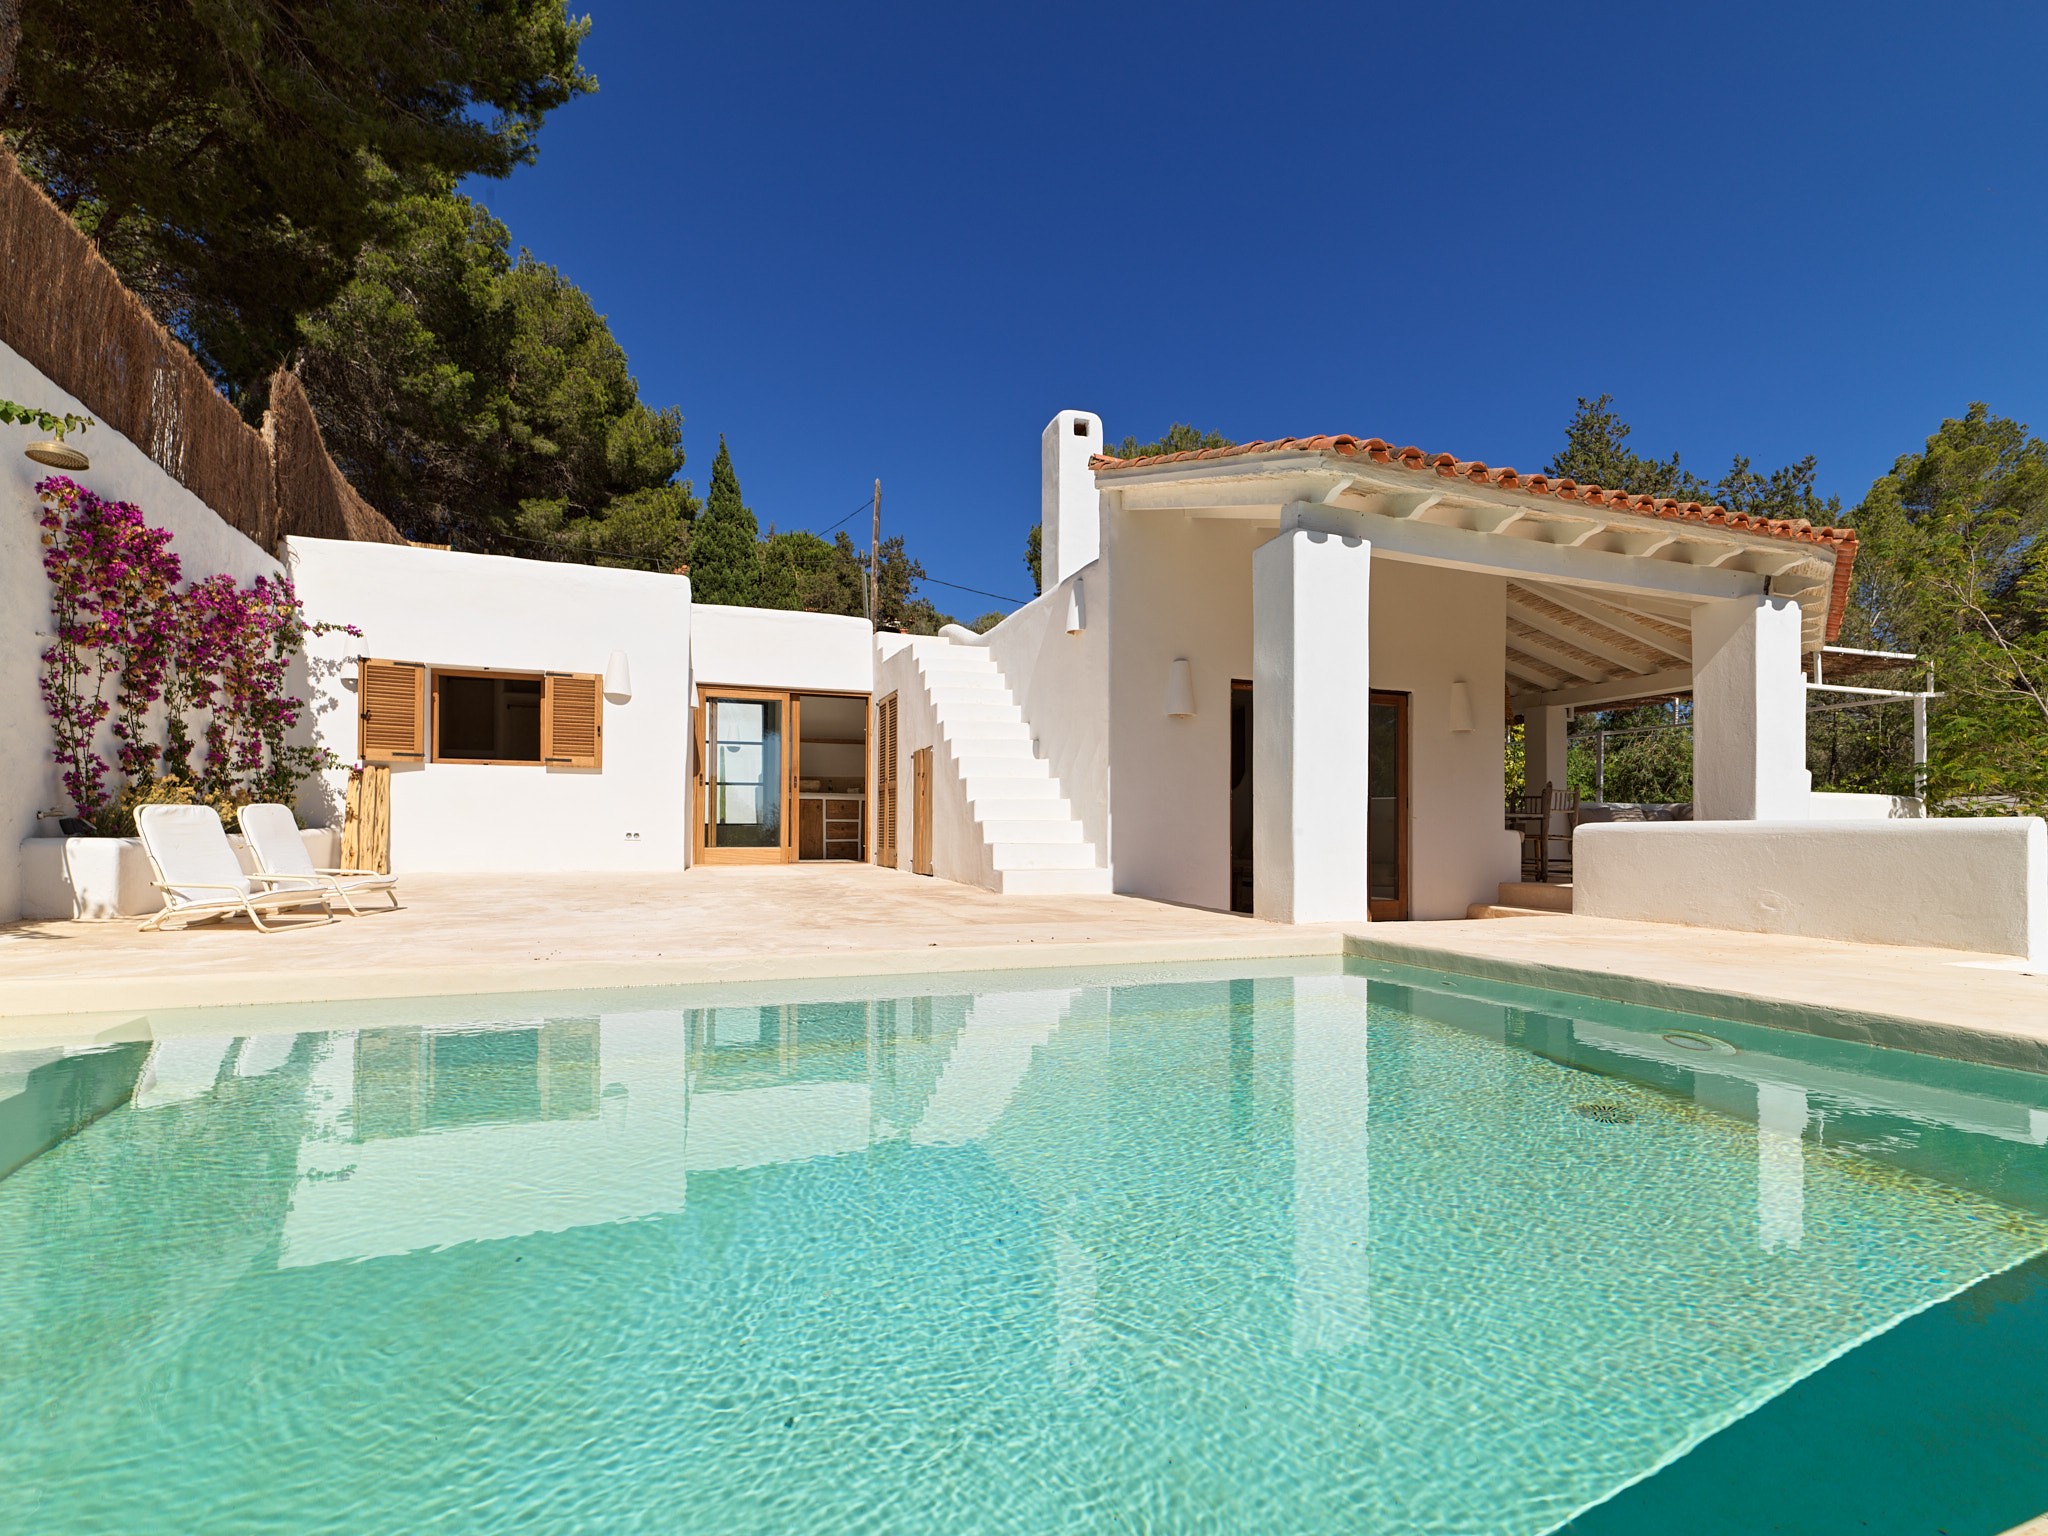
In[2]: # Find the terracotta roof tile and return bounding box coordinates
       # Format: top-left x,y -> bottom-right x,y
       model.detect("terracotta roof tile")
1091,434 -> 1858,642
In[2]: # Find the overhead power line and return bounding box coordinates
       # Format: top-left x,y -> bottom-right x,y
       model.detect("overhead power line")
919,575 -> 1026,606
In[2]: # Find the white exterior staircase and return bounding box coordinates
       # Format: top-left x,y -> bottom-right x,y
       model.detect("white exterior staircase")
907,640 -> 1110,896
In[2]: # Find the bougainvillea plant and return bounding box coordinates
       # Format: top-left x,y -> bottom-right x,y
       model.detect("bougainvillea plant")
35,475 -> 360,831
37,477 -> 180,825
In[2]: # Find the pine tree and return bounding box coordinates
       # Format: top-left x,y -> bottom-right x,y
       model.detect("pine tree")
687,437 -> 760,606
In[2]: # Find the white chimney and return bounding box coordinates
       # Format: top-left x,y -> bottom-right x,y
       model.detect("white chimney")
1041,409 -> 1102,591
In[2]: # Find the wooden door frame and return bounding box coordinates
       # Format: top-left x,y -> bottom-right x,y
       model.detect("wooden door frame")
789,686 -> 872,862
1369,689 -> 1410,922
693,686 -> 798,865
873,692 -> 899,868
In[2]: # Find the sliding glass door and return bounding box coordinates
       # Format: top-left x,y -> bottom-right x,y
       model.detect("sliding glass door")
698,690 -> 795,863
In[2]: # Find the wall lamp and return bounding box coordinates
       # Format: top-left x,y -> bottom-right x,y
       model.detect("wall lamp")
605,650 -> 634,702
1165,657 -> 1196,718
1449,678 -> 1474,733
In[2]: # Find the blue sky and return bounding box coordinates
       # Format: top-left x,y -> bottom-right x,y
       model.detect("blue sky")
468,1 -> 2048,616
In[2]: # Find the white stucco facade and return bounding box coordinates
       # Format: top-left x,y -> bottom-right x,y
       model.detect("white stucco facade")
15,390 -> 2044,959
688,605 -> 874,698
2,340 -> 283,923
289,537 -> 695,873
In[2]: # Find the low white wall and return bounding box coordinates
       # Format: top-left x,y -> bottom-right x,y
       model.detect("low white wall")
1577,818 -> 2047,961
1,340 -> 283,922
980,561 -> 1108,857
689,605 -> 873,697
288,537 -> 693,874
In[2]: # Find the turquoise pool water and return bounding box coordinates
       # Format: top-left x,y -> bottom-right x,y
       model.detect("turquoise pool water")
3,962 -> 2047,1534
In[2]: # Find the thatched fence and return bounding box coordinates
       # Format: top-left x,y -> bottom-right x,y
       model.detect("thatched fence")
0,144 -> 405,550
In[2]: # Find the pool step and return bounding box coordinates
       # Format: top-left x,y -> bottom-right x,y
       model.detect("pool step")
1467,881 -> 1574,919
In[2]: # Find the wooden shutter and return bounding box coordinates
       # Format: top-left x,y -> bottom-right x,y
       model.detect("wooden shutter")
542,672 -> 603,769
875,692 -> 899,868
357,659 -> 425,763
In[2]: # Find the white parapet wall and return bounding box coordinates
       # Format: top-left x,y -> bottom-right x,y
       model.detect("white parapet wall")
1577,818 -> 2047,962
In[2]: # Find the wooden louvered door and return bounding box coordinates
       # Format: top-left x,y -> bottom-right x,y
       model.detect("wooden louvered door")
357,659 -> 426,764
542,672 -> 604,768
875,692 -> 899,868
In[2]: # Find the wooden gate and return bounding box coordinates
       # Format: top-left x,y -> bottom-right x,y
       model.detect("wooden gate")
911,746 -> 933,877
875,692 -> 899,868
340,764 -> 392,875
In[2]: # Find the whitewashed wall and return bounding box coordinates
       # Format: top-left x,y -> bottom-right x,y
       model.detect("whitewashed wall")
1107,511 -> 1265,908
1370,563 -> 1522,918
288,537 -> 693,873
689,606 -> 873,698
1105,506 -> 1517,918
980,560 -> 1108,857
1,340 -> 282,922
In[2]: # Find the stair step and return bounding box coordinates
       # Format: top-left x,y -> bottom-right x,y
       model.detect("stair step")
945,733 -> 1038,759
975,817 -> 1084,843
997,866 -> 1115,896
967,793 -> 1069,820
988,840 -> 1100,870
959,766 -> 1056,792
933,700 -> 1019,724
1496,881 -> 1572,914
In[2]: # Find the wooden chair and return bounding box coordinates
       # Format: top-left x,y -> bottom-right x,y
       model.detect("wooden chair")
1508,783 -> 1550,882
1542,783 -> 1582,883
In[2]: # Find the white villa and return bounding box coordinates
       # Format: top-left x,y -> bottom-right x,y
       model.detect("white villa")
281,409 -> 1850,917
4,371 -> 2041,962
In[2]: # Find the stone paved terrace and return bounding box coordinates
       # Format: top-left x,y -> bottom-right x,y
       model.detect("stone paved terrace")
0,865 -> 1338,1027
3,867 -> 2046,1071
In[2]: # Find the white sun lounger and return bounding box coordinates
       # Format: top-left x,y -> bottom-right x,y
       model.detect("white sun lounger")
237,803 -> 401,917
135,804 -> 335,933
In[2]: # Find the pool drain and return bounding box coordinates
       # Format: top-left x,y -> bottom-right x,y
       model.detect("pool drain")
1573,1101 -> 1638,1125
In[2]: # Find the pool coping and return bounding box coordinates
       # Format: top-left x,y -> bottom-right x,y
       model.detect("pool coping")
0,929 -> 1352,1037
1343,929 -> 2048,1076
8,915 -> 2046,1078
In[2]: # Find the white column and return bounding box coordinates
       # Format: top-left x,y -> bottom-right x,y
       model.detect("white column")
1528,704 -> 1570,799
1252,526 -> 1372,923
1690,595 -> 1811,820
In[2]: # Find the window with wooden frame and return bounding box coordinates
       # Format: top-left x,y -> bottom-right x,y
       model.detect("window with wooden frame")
354,662 -> 603,768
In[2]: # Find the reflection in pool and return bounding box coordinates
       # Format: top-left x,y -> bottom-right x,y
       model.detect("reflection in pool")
2,964 -> 2046,1534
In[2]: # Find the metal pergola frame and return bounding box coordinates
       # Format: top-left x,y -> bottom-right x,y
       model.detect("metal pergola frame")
1563,646 -> 1939,804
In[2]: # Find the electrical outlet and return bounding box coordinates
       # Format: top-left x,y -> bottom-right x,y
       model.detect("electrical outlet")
624,831 -> 641,842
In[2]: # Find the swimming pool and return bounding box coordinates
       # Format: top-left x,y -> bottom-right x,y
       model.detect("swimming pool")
3,960 -> 2046,1534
